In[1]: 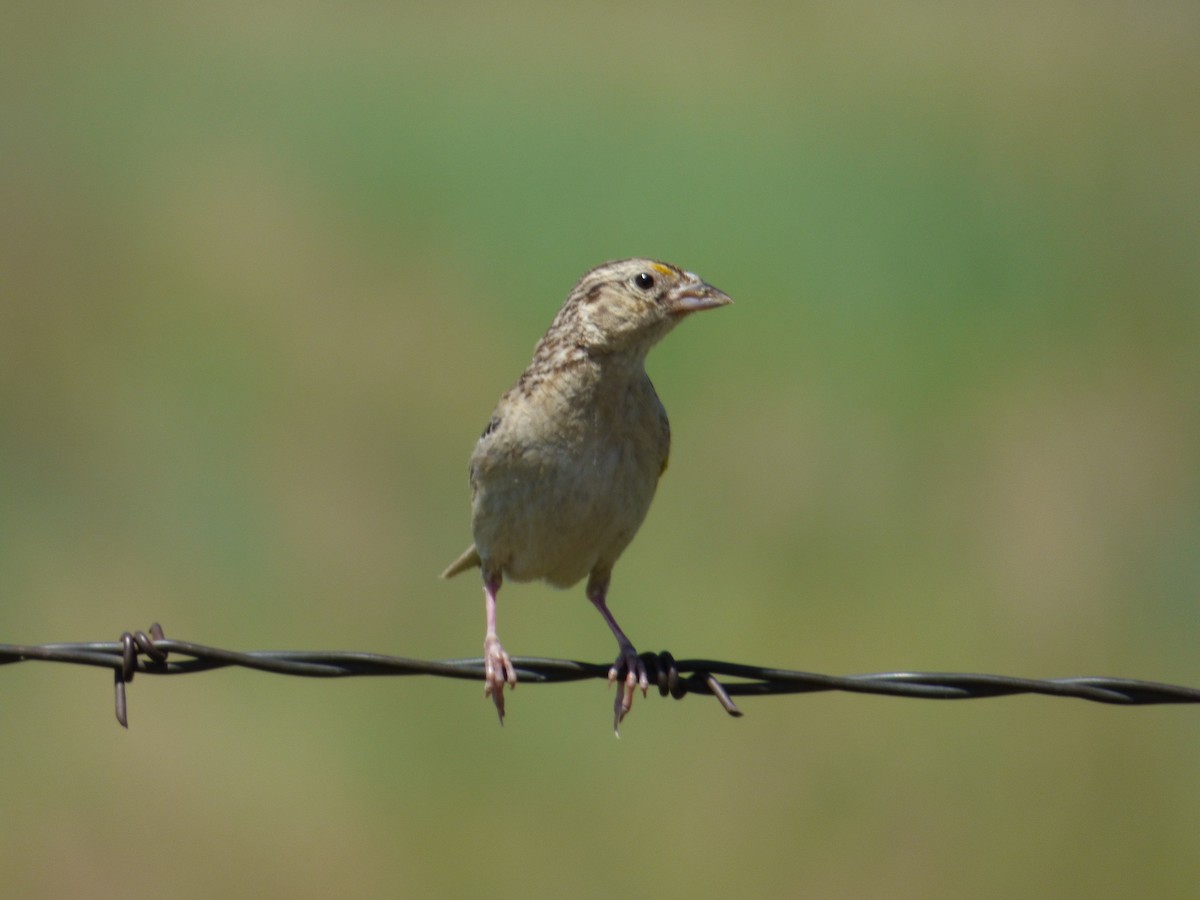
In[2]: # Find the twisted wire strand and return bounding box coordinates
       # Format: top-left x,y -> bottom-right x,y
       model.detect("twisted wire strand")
2,624 -> 1197,727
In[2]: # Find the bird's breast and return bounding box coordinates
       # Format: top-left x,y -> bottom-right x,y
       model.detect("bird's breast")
469,375 -> 669,587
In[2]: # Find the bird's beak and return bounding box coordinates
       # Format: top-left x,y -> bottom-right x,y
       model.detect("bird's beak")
663,273 -> 733,316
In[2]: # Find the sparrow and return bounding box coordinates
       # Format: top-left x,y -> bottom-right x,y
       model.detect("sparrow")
442,258 -> 732,730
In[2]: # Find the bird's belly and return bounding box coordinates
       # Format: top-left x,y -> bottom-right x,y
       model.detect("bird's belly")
473,441 -> 659,588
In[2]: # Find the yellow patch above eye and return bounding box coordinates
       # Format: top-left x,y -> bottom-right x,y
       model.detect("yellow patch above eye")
650,263 -> 673,277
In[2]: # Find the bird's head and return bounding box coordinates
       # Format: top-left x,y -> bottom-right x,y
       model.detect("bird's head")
556,258 -> 732,358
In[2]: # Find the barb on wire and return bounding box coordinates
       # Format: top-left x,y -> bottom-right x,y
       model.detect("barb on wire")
2,623 -> 1198,728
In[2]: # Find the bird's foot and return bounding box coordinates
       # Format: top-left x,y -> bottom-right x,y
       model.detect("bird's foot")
608,645 -> 649,734
483,634 -> 516,724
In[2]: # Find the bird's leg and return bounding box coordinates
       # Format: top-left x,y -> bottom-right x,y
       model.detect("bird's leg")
586,571 -> 649,733
482,571 -> 516,724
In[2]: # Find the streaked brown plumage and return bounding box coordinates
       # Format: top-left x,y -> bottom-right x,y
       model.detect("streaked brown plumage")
442,258 -> 731,730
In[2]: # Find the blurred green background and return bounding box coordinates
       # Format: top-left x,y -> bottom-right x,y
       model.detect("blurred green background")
3,3 -> 1199,897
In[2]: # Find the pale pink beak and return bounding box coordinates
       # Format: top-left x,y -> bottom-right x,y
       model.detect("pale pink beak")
663,272 -> 733,316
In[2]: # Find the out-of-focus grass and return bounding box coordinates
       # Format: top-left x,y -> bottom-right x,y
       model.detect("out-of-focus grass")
2,4 -> 1199,898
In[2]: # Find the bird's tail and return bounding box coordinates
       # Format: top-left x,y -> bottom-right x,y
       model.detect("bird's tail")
441,544 -> 481,579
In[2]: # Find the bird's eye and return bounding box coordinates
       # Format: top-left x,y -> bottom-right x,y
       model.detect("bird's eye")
633,272 -> 655,291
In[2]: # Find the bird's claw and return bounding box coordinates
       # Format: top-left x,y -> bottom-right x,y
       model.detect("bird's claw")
483,635 -> 516,724
607,647 -> 650,734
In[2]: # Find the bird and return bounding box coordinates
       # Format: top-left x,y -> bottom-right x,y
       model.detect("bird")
442,258 -> 732,730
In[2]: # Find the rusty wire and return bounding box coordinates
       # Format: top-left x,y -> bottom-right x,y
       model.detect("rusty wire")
1,623 -> 1198,728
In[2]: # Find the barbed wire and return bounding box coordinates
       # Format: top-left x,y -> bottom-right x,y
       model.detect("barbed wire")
2,623 -> 1198,728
